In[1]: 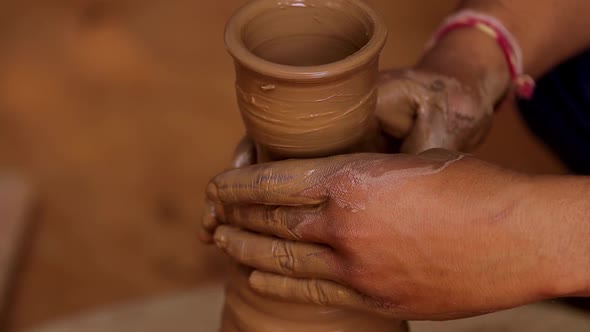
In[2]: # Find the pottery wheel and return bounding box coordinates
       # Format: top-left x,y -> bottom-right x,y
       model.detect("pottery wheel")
28,285 -> 590,332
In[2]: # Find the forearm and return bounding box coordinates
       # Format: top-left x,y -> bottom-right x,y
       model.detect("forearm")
524,176 -> 590,298
463,0 -> 590,77
416,0 -> 590,106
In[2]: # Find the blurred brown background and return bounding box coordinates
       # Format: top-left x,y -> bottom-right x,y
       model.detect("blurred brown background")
0,0 -> 564,330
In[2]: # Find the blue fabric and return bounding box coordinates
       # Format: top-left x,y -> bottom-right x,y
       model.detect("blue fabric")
518,50 -> 590,175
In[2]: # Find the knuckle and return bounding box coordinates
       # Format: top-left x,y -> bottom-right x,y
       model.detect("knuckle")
303,279 -> 330,306
256,164 -> 274,183
264,206 -> 302,240
263,206 -> 284,226
272,240 -> 296,275
253,165 -> 279,198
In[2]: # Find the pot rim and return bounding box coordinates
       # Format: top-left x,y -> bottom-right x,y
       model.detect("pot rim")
224,0 -> 388,81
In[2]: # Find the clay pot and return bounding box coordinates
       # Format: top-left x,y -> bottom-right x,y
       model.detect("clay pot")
223,0 -> 406,331
226,0 -> 389,161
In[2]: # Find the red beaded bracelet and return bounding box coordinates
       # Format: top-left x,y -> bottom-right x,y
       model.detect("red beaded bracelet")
426,10 -> 535,100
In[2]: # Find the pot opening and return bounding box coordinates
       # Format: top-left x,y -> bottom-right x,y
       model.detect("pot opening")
241,2 -> 374,67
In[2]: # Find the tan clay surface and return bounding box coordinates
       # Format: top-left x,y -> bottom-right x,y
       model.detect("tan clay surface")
226,0 -> 388,160
0,0 -> 566,330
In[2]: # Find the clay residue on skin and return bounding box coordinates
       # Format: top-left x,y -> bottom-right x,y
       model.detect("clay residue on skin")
377,69 -> 493,152
297,152 -> 465,216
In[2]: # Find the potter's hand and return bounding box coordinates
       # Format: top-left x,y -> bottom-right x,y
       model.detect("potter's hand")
377,70 -> 494,154
205,150 -> 579,320
377,24 -> 520,154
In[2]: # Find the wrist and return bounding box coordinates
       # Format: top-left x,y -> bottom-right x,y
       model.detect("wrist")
417,28 -> 511,107
520,176 -> 590,299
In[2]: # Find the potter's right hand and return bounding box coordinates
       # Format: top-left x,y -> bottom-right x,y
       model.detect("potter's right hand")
205,150 -> 589,320
376,69 -> 494,154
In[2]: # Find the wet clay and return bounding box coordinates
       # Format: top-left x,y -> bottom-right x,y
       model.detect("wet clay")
224,0 -> 408,331
226,0 -> 394,161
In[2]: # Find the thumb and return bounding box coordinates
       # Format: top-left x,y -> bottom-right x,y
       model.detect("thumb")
377,71 -> 460,154
401,89 -> 493,154
400,95 -> 456,154
376,73 -> 421,139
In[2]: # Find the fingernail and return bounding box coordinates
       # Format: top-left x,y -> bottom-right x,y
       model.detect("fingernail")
213,228 -> 228,249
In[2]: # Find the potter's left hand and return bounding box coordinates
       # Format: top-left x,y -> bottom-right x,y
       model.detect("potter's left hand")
199,137 -> 256,242
205,150 -> 585,320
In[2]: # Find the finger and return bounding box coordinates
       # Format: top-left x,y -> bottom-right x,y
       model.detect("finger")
215,226 -> 340,281
199,137 -> 256,243
221,204 -> 326,242
400,77 -> 491,153
197,203 -> 213,243
251,271 -> 479,321
199,197 -> 221,243
249,271 -> 377,311
230,136 -> 256,169
376,89 -> 415,139
207,159 -> 331,206
377,72 -> 427,139
201,198 -> 222,230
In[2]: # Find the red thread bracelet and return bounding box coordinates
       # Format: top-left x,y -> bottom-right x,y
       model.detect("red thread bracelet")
426,10 -> 535,99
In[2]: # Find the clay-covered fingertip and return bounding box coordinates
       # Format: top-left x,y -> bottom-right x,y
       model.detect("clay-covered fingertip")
205,181 -> 219,202
213,226 -> 229,249
201,201 -> 220,230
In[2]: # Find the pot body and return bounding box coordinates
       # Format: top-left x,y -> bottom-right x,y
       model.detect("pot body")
235,57 -> 384,161
223,1 -> 407,331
